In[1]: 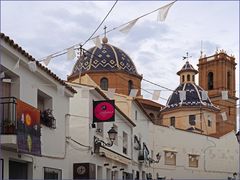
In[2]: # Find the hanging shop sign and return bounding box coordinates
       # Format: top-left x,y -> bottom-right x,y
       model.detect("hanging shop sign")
16,99 -> 41,156
93,100 -> 115,123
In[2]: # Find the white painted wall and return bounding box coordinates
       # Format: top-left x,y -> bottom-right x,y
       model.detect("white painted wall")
1,40 -> 74,179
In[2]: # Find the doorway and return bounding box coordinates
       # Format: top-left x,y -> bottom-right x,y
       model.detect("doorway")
9,160 -> 28,179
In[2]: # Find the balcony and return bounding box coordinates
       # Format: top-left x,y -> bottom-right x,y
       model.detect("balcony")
0,97 -> 17,134
0,97 -> 17,148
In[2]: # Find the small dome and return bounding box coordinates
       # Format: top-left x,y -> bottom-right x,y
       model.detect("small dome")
177,61 -> 198,75
161,83 -> 219,112
70,43 -> 140,78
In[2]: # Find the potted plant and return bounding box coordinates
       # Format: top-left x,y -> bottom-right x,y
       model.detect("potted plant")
3,120 -> 16,134
40,109 -> 56,129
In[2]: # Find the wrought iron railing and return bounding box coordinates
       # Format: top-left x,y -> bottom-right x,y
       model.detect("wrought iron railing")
0,97 -> 17,134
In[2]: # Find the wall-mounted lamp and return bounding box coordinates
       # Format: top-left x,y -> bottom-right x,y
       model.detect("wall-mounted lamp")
149,153 -> 161,164
94,126 -> 118,153
236,131 -> 240,144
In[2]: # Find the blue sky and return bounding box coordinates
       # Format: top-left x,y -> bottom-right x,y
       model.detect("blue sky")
1,1 -> 239,106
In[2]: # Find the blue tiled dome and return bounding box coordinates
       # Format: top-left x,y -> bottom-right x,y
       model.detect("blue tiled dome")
161,83 -> 219,112
71,43 -> 140,77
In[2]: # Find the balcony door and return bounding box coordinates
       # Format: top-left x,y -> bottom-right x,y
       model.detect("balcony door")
2,82 -> 11,97
9,160 -> 28,179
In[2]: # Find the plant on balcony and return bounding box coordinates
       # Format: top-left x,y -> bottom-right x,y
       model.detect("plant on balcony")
3,120 -> 16,134
40,109 -> 56,129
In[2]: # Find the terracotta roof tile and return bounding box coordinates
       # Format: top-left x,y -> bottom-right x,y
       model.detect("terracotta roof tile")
0,32 -> 76,94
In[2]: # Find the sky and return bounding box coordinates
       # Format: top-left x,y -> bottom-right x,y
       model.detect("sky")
1,1 -> 239,107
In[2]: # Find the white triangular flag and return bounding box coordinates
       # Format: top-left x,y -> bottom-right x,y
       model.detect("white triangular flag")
129,89 -> 138,97
67,47 -> 76,60
13,59 -> 20,70
201,91 -> 208,101
119,19 -> 138,34
152,90 -> 161,100
28,61 -> 37,72
221,112 -> 227,121
221,91 -> 228,100
57,85 -> 65,96
179,90 -> 186,101
0,72 -> 5,79
107,88 -> 116,99
157,1 -> 175,22
93,36 -> 102,49
43,55 -> 52,66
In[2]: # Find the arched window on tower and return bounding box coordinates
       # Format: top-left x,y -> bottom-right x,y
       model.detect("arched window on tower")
100,77 -> 108,90
128,80 -> 133,95
192,75 -> 195,82
182,75 -> 185,83
208,72 -> 214,90
227,71 -> 231,89
187,74 -> 190,81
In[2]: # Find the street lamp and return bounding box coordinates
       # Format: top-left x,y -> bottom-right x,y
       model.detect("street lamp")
94,126 -> 117,153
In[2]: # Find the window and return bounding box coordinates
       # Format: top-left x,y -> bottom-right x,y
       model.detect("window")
128,80 -> 133,95
207,115 -> 212,127
38,90 -> 55,128
189,115 -> 196,126
192,75 -> 195,82
170,116 -> 175,127
187,74 -> 190,81
135,110 -> 138,121
188,154 -> 199,168
164,151 -> 176,166
208,72 -> 214,90
182,75 -> 185,83
227,72 -> 231,89
123,131 -> 128,155
113,124 -> 118,145
44,167 -> 62,180
96,122 -> 103,136
100,77 -> 108,91
149,113 -> 155,119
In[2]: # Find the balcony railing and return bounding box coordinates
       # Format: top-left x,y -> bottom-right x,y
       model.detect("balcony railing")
0,97 -> 17,134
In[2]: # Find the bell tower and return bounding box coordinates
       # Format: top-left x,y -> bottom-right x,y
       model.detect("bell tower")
198,50 -> 237,135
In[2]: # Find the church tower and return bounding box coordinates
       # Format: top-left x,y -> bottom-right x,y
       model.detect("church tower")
198,50 -> 237,135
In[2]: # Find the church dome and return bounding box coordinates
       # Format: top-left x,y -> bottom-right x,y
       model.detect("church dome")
70,43 -> 140,78
161,83 -> 219,112
161,60 -> 219,112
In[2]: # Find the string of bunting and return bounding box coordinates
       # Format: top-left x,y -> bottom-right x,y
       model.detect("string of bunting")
37,1 -> 177,64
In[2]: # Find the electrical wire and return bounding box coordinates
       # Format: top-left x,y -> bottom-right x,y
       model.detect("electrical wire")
37,1 -> 176,62
82,0 -> 118,46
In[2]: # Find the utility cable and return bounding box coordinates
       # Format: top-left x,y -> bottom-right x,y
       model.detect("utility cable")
82,0 -> 118,46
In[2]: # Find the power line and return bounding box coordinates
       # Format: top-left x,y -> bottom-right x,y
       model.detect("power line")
82,0 -> 118,46
37,1 -> 176,62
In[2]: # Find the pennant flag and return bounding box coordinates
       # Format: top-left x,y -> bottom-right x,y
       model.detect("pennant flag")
28,61 -> 37,72
57,85 -> 65,96
221,112 -> 227,121
179,90 -> 186,101
67,47 -> 76,60
2,79 -> 11,83
43,55 -> 52,66
93,36 -> 102,49
157,1 -> 175,22
221,91 -> 228,100
129,89 -> 138,97
0,72 -> 5,79
201,91 -> 208,101
13,59 -> 20,70
152,90 -> 161,100
119,19 -> 138,34
107,88 -> 116,99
